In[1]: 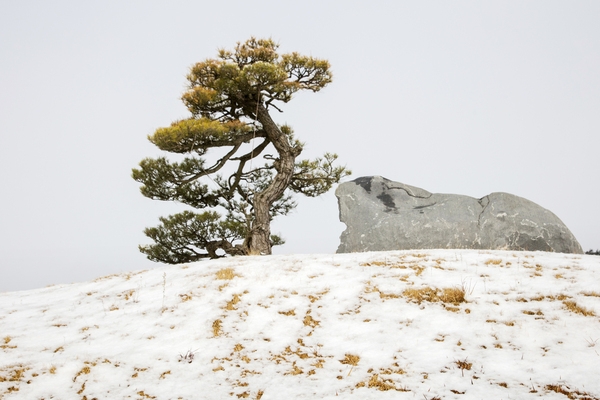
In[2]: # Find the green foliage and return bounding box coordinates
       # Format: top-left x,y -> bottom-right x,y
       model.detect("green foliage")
133,37 -> 350,263
132,157 -> 217,208
291,153 -> 350,197
182,37 -> 333,121
140,210 -> 285,262
150,119 -> 252,154
140,211 -> 242,263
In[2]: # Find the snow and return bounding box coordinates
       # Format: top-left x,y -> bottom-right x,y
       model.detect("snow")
1,249 -> 599,399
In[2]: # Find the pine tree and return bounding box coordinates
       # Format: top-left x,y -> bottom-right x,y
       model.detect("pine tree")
132,37 -> 350,262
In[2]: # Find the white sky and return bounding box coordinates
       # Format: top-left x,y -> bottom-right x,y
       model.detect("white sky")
1,1 -> 599,292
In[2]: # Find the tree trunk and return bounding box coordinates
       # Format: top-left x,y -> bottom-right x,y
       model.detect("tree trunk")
248,103 -> 301,255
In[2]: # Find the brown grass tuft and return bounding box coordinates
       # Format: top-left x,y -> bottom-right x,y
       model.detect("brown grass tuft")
0,365 -> 28,383
357,374 -> 409,392
226,294 -> 242,310
545,384 -> 599,399
212,319 -> 223,337
216,268 -> 238,280
402,287 -> 439,304
72,365 -> 91,382
160,370 -> 171,379
303,313 -> 320,328
402,286 -> 466,306
440,287 -> 466,304
179,293 -> 193,302
455,359 -> 472,371
339,354 -> 360,366
485,259 -> 503,265
234,343 -> 244,352
582,291 -> 600,298
455,358 -> 472,377
563,301 -> 596,316
0,336 -> 16,350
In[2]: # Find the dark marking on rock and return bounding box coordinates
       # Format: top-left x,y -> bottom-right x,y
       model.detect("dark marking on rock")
353,176 -> 373,193
377,193 -> 396,209
413,202 -> 437,210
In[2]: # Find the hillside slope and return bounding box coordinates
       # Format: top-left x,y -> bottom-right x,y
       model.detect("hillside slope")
1,250 -> 599,399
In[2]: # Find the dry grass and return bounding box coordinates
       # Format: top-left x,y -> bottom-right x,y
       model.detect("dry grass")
485,259 -> 503,265
72,365 -> 91,382
522,310 -> 544,316
545,384 -> 600,399
562,300 -> 596,316
360,261 -> 389,267
120,289 -> 136,301
455,359 -> 472,371
402,286 -> 466,306
379,364 -> 406,375
440,287 -> 466,304
226,294 -> 242,311
360,260 -> 425,275
1,336 -> 16,350
582,291 -> 600,298
179,293 -> 192,302
216,268 -> 238,280
212,319 -> 223,337
303,313 -> 320,328
402,287 -> 439,304
455,358 -> 472,377
159,370 -> 171,379
356,373 -> 409,392
0,365 -> 28,383
339,354 -> 360,366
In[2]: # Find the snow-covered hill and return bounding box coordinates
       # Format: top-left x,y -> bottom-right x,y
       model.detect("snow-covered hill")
1,250 -> 599,399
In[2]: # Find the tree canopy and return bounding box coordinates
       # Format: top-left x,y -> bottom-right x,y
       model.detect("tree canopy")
133,37 -> 350,262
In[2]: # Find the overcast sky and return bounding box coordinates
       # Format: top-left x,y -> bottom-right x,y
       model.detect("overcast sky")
1,1 -> 599,292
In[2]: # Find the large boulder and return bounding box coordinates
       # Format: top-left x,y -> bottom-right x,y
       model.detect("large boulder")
336,176 -> 583,254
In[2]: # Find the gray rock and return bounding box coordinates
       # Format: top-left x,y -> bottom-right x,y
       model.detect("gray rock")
336,176 -> 583,254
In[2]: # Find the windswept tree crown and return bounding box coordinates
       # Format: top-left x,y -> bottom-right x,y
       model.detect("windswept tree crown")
133,37 -> 350,262
182,37 -> 332,121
